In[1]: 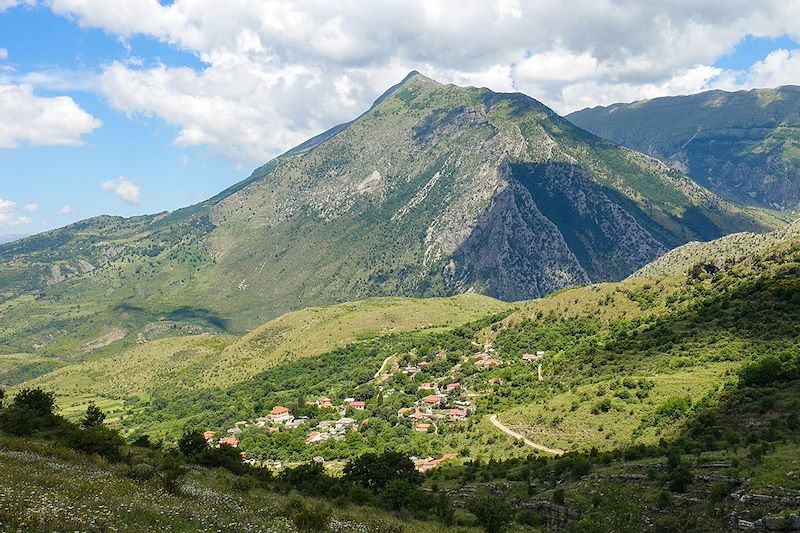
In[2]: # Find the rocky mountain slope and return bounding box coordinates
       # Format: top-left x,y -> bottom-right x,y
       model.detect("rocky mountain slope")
632,218 -> 800,278
0,72 -> 777,357
567,85 -> 800,210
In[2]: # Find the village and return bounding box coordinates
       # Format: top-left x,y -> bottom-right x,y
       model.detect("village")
199,345 -> 546,472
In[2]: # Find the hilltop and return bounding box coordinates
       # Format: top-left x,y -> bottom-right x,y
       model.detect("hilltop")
0,73 -> 777,362
567,85 -> 800,210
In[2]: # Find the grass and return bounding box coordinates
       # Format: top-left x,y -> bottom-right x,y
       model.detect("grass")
0,435 -> 467,533
497,362 -> 736,452
22,295 -> 509,419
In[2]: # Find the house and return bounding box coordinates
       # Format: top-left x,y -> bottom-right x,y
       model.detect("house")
317,397 -> 333,409
414,423 -> 432,432
305,401 -> 317,407
305,431 -> 329,445
409,411 -> 429,421
335,417 -> 356,431
397,407 -> 414,417
227,427 -> 242,435
417,453 -> 456,472
476,358 -> 501,367
269,406 -> 293,424
422,395 -> 443,406
348,400 -> 366,411
268,427 -> 280,433
417,383 -> 436,391
286,418 -> 307,429
219,436 -> 239,448
522,351 -> 545,362
343,397 -> 356,404
445,382 -> 460,391
202,431 -> 215,442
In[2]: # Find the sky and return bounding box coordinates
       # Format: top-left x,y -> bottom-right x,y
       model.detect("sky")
1,1 -> 800,235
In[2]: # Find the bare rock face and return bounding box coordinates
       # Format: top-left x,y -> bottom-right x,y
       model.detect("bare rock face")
567,85 -> 800,210
0,72 -> 774,334
200,72 -> 767,311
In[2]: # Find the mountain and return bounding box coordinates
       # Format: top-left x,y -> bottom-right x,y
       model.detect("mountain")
0,72 -> 777,357
0,234 -> 27,244
631,218 -> 800,278
567,85 -> 800,210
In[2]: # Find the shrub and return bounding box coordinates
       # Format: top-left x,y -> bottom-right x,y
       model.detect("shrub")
178,429 -> 208,457
468,493 -> 513,533
67,425 -> 125,461
80,402 -> 106,428
11,388 -> 56,417
283,497 -> 331,532
343,451 -> 421,492
739,356 -> 785,387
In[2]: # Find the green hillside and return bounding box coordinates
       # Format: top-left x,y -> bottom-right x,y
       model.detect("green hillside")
0,73 -> 777,364
567,85 -> 800,210
2,211 -> 799,532
21,294 -> 508,420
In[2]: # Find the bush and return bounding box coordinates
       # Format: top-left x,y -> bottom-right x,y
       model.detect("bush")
468,493 -> 513,532
178,429 -> 208,457
283,497 -> 331,532
739,356 -> 786,387
67,425 -> 125,461
343,451 -> 421,492
516,509 -> 546,527
11,388 -> 56,417
0,388 -> 60,436
80,402 -> 106,428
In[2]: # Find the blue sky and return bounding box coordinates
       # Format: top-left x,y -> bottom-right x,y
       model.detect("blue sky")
1,1 -> 799,235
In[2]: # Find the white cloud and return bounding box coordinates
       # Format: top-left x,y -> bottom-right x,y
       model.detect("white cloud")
0,82 -> 102,147
747,48 -> 800,87
0,198 -> 34,227
101,176 -> 141,205
23,203 -> 39,212
37,0 -> 800,159
0,49 -> 7,60
0,0 -> 31,12
58,205 -> 72,215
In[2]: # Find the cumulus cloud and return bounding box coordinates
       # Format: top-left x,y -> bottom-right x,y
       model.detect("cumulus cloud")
57,205 -> 72,214
747,48 -> 800,87
0,199 -> 33,227
0,82 -> 102,147
0,49 -> 7,60
101,176 -> 141,205
38,0 -> 800,160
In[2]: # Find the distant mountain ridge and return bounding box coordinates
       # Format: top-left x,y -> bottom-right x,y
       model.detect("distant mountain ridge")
0,72 -> 777,356
567,85 -> 800,210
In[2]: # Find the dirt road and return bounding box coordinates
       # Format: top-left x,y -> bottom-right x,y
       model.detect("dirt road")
488,414 -> 564,456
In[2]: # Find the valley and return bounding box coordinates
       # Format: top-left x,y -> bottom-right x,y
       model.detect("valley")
1,73 -> 799,532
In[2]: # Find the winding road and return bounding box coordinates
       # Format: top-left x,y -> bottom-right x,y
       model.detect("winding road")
488,414 -> 565,456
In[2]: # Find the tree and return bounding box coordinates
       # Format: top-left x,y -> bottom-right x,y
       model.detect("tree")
11,388 -> 56,417
81,402 -> 106,428
343,451 -> 421,492
178,429 -> 208,457
468,492 -> 513,532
